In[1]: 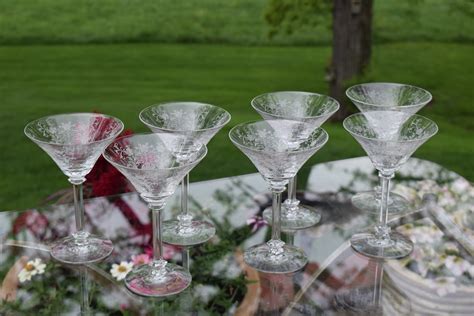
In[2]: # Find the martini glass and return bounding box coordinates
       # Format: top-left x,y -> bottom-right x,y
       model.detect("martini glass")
251,91 -> 339,230
139,102 -> 230,246
24,113 -> 124,264
346,83 -> 432,214
229,120 -> 328,273
103,133 -> 207,297
343,111 -> 438,258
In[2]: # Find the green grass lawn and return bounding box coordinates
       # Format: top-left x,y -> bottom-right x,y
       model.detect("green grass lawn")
0,0 -> 472,45
1,42 -> 473,211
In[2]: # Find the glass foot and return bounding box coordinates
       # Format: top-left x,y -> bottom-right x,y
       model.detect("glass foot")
352,191 -> 410,215
350,232 -> 413,259
162,219 -> 215,246
50,233 -> 113,264
125,260 -> 191,297
262,204 -> 321,231
244,239 -> 307,273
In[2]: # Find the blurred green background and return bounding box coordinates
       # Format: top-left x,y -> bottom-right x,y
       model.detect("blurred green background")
0,0 -> 473,211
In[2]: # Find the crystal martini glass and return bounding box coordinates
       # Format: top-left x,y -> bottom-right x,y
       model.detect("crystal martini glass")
24,113 -> 124,264
103,133 -> 207,297
343,111 -> 438,258
139,102 -> 230,246
229,120 -> 328,272
346,83 -> 432,214
251,91 -> 339,230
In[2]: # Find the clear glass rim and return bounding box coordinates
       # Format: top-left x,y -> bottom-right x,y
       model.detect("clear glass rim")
228,120 -> 329,154
139,101 -> 231,133
251,91 -> 340,120
24,112 -> 124,146
102,132 -> 208,172
342,111 -> 439,144
345,82 -> 433,109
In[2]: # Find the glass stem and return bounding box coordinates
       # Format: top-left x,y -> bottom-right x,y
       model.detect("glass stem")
373,260 -> 384,307
73,183 -> 85,232
286,231 -> 295,246
289,175 -> 297,202
181,173 -> 189,216
70,177 -> 89,242
80,267 -> 89,315
376,172 -> 394,244
178,173 -> 193,227
283,176 -> 299,216
271,190 -> 282,241
151,206 -> 164,262
268,185 -> 286,261
182,247 -> 190,271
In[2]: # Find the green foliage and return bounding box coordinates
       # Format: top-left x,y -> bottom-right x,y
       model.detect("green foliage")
0,0 -> 473,45
265,0 -> 331,37
449,0 -> 474,18
374,0 -> 474,43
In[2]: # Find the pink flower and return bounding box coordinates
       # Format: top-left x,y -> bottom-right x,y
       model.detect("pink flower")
247,215 -> 267,233
131,253 -> 151,266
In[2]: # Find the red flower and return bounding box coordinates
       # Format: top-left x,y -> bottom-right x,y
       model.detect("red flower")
85,129 -> 134,198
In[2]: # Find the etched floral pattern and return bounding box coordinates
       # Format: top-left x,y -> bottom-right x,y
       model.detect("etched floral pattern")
25,113 -> 124,180
344,111 -> 437,172
251,91 -> 339,129
229,120 -> 328,182
103,133 -> 206,204
140,102 -> 230,157
346,83 -> 432,114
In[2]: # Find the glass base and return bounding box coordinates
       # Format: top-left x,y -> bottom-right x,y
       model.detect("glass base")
50,233 -> 113,264
262,204 -> 321,231
350,232 -> 413,259
162,219 -> 215,246
334,287 -> 383,314
125,261 -> 191,297
244,240 -> 307,273
352,191 -> 410,215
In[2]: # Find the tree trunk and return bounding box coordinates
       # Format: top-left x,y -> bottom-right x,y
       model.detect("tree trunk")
329,0 -> 373,120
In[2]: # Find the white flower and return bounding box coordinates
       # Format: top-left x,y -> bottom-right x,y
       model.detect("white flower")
110,261 -> 133,281
18,258 -> 46,283
444,256 -> 471,277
